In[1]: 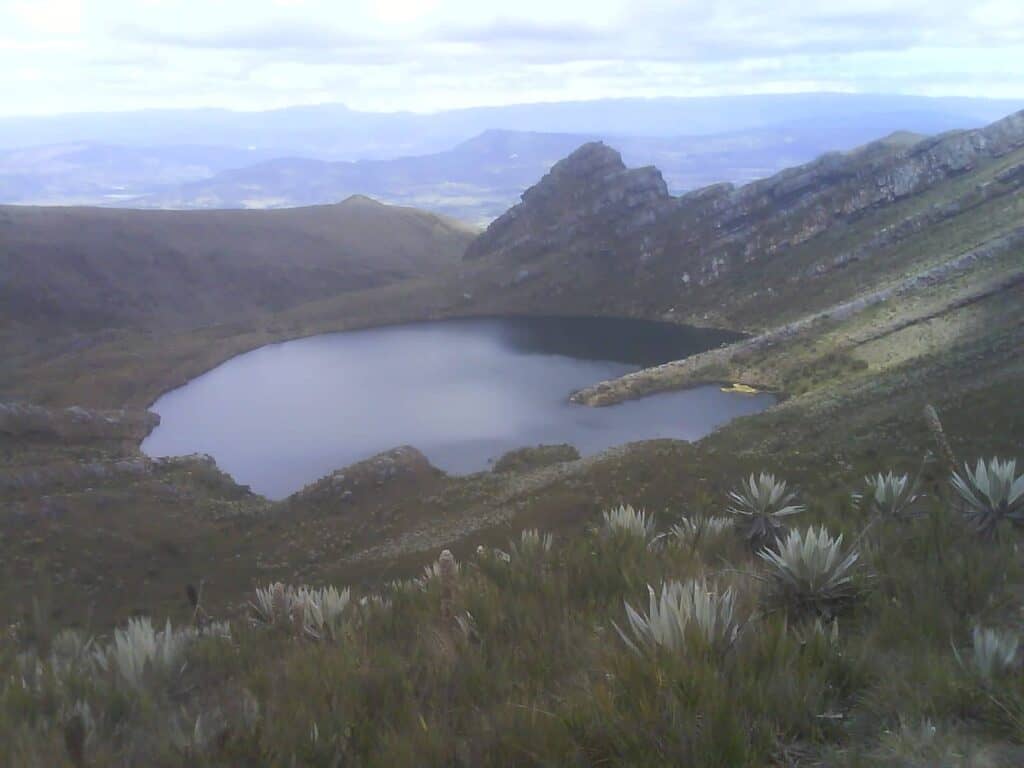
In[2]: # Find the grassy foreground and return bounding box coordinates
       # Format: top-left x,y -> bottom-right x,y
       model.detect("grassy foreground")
4,443 -> 1024,766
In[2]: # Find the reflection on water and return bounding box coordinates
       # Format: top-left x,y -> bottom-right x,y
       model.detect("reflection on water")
142,316 -> 773,499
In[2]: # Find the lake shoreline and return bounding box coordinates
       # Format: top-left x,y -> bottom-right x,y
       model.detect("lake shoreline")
141,316 -> 771,498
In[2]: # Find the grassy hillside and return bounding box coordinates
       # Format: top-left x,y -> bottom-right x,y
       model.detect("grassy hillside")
0,196 -> 476,401
0,195 -> 474,333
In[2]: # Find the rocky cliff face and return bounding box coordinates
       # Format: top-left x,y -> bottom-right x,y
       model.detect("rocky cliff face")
463,110 -> 1024,328
681,110 -> 1024,279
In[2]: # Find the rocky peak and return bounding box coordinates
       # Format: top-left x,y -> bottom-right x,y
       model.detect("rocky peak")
464,141 -> 672,262
524,142 -> 627,197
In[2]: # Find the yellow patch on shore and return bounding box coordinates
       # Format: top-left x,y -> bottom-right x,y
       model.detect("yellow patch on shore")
720,383 -> 760,394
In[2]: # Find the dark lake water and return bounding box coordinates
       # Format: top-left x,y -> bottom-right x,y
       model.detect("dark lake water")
142,316 -> 775,499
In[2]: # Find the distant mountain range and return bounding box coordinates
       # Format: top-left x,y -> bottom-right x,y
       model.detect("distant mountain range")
2,94 -> 1018,157
1,94 -> 1020,222
118,121 -> 938,223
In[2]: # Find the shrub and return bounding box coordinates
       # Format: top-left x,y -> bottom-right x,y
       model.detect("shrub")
616,578 -> 739,655
601,504 -> 656,542
758,526 -> 861,618
727,473 -> 804,549
951,458 -> 1024,537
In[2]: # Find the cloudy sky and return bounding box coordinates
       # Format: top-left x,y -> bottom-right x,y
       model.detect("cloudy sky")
3,0 -> 1024,115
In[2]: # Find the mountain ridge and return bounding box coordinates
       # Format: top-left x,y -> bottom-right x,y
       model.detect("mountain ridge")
461,109 -> 1024,330
0,196 -> 475,335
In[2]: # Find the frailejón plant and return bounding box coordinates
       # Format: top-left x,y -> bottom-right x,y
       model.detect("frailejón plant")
758,526 -> 860,617
250,583 -> 350,640
853,471 -> 923,520
955,624 -> 1019,681
602,504 -> 657,542
93,617 -> 226,689
727,472 -> 804,549
951,458 -> 1024,537
617,578 -> 738,654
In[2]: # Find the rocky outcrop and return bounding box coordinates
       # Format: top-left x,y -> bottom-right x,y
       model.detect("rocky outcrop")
463,142 -> 673,263
692,110 -> 1024,276
492,444 -> 581,474
288,446 -> 443,508
0,401 -> 159,442
682,114 -> 1024,278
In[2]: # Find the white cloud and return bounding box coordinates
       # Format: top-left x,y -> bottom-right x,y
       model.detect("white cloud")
10,0 -> 82,35
371,0 -> 443,24
0,0 -> 1021,115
